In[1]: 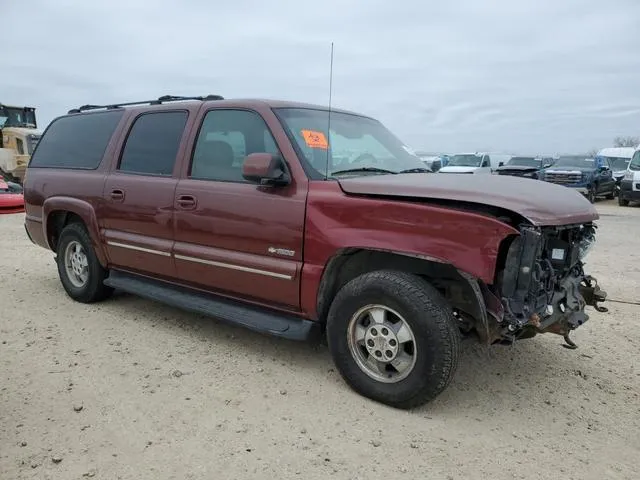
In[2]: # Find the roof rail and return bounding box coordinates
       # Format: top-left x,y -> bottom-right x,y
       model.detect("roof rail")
67,94 -> 224,114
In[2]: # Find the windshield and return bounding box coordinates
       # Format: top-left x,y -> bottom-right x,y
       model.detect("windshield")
601,156 -> 630,171
275,108 -> 427,177
553,156 -> 595,168
629,151 -> 640,171
0,106 -> 37,128
506,156 -> 540,168
447,154 -> 482,167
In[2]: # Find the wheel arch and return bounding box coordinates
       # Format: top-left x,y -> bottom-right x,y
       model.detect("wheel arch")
315,247 -> 498,342
43,197 -> 107,267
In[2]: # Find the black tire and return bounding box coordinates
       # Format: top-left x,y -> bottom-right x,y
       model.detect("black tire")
56,222 -> 113,303
618,193 -> 629,206
586,186 -> 596,203
326,270 -> 461,409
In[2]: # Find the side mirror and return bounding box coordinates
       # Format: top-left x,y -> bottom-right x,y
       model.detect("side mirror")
599,165 -> 610,172
498,162 -> 504,167
242,153 -> 290,186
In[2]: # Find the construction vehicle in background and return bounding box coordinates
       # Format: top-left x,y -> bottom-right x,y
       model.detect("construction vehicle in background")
0,103 -> 42,183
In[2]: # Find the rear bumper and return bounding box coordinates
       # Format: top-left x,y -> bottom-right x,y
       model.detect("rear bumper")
0,205 -> 25,214
24,215 -> 49,249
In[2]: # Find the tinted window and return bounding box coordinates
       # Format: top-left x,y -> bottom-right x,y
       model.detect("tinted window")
118,111 -> 188,176
29,110 -> 123,169
190,109 -> 280,182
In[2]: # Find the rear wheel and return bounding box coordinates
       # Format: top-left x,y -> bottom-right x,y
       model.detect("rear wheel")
56,222 -> 113,303
326,270 -> 461,409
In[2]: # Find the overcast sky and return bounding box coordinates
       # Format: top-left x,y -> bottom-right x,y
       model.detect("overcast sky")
3,0 -> 640,154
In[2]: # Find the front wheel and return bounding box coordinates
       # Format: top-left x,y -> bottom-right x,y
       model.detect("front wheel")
326,270 -> 461,409
586,186 -> 596,203
605,186 -> 615,200
618,193 -> 629,206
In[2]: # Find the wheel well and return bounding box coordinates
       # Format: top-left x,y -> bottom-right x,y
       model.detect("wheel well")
46,211 -> 84,251
316,249 -> 487,329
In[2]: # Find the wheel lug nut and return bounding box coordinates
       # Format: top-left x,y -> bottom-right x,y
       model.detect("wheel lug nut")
375,350 -> 382,357
381,327 -> 388,336
385,350 -> 393,358
370,328 -> 377,336
389,339 -> 397,347
367,339 -> 374,347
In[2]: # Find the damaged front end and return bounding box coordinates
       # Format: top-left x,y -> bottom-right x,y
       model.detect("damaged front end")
488,222 -> 607,347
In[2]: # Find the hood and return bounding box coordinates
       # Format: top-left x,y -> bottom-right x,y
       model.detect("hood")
337,173 -> 598,226
438,166 -> 478,173
496,165 -> 539,173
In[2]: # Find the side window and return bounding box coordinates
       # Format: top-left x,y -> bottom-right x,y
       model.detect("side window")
28,110 -> 124,169
118,111 -> 188,176
482,155 -> 490,167
190,109 -> 280,182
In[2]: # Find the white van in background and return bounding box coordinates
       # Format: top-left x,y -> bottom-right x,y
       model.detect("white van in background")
595,147 -> 634,194
438,152 -> 512,174
618,146 -> 640,206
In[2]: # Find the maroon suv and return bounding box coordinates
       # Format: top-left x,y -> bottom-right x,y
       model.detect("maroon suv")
23,95 -> 607,408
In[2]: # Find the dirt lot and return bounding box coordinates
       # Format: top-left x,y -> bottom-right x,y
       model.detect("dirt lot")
1,200 -> 639,480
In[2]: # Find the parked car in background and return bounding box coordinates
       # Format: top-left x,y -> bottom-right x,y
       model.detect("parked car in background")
0,177 -> 24,214
438,152 -> 511,174
618,146 -> 640,206
543,155 -> 615,203
495,155 -> 555,179
595,147 -> 634,197
416,153 -> 449,172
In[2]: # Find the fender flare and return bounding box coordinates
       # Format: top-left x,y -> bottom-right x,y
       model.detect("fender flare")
42,197 -> 108,267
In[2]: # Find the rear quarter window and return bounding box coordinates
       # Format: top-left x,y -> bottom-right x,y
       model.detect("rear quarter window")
28,110 -> 124,169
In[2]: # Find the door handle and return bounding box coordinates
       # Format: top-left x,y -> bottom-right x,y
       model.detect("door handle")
110,189 -> 125,201
176,195 -> 197,208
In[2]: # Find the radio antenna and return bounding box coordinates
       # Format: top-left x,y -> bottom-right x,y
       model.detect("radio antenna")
324,42 -> 334,180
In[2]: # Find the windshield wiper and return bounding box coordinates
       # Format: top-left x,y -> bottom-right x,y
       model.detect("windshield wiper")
331,167 -> 397,176
398,167 -> 430,173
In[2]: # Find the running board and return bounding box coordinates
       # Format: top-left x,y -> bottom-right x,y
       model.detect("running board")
104,270 -> 319,341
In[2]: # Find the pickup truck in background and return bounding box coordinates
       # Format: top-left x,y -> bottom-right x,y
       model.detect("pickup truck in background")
543,155 -> 615,203
495,155 -> 555,180
438,152 -> 512,174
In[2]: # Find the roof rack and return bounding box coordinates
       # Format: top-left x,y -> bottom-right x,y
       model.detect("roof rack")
67,94 -> 224,114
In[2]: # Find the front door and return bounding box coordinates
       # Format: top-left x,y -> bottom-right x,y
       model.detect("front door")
173,108 -> 306,309
595,157 -> 615,194
100,110 -> 189,279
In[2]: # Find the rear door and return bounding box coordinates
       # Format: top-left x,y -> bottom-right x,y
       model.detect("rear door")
172,107 -> 306,308
100,109 -> 190,279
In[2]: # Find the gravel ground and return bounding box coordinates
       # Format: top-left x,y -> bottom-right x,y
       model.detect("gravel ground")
1,200 -> 639,480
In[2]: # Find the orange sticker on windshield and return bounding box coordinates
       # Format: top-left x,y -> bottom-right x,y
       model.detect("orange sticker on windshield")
301,130 -> 328,149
